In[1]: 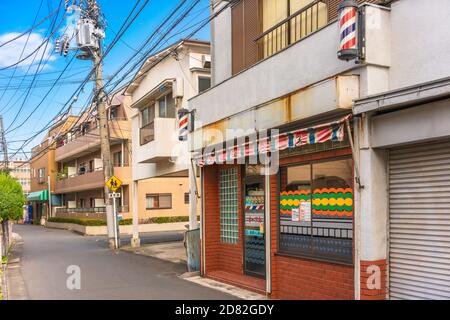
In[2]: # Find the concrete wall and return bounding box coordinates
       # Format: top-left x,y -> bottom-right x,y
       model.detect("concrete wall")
389,0 -> 450,90
190,4 -> 390,128
210,0 -> 232,86
137,177 -> 191,220
46,221 -> 187,236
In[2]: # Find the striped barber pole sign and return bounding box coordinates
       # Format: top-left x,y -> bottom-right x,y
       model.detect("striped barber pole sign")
337,0 -> 359,61
178,113 -> 189,141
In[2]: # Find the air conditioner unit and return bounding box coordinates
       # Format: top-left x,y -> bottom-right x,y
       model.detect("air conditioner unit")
173,78 -> 184,99
202,55 -> 211,68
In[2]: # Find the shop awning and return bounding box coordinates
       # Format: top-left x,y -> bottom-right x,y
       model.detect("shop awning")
27,190 -> 49,202
194,115 -> 351,167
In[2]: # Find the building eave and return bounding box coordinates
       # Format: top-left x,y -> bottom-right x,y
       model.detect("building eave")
353,76 -> 450,115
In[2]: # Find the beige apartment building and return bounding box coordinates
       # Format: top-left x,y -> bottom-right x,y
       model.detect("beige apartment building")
52,92 -> 133,220
1,158 -> 31,196
29,116 -> 78,222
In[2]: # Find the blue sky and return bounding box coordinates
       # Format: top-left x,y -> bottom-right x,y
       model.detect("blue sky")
0,0 -> 211,160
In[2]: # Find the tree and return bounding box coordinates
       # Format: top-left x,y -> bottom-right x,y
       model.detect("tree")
0,173 -> 25,257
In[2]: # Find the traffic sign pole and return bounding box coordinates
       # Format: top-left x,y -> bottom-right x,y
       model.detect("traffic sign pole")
105,176 -> 123,249
112,196 -> 118,249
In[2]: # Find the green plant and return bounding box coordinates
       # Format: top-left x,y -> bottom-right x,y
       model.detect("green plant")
139,215 -> 199,224
48,217 -> 107,226
0,173 -> 25,256
48,217 -> 133,227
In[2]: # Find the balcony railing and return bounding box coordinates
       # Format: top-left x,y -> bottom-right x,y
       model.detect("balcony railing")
255,0 -> 331,59
140,122 -> 155,145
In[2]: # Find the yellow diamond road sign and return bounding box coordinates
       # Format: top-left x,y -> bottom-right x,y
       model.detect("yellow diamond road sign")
106,176 -> 122,192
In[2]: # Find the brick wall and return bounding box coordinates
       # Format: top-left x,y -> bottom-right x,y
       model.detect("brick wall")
203,164 -> 243,275
360,259 -> 387,300
270,148 -> 355,300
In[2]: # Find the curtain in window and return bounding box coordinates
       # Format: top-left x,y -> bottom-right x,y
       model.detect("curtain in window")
262,0 -> 288,58
290,0 -> 327,42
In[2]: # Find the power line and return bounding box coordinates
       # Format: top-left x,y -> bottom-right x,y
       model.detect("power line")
0,6 -> 61,49
0,0 -> 45,103
7,0 -> 154,160
4,1 -> 66,133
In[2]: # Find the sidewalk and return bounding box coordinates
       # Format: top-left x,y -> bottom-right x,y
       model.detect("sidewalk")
122,241 -> 187,265
122,241 -> 266,300
3,233 -> 29,300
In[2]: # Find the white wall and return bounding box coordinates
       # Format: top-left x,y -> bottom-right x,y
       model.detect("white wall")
389,0 -> 450,90
130,43 -> 210,181
190,4 -> 391,127
210,1 -> 232,85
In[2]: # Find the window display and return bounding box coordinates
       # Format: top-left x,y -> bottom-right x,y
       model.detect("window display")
279,158 -> 353,263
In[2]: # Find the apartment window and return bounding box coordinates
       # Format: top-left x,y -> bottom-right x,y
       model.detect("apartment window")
146,194 -> 172,209
89,160 -> 95,173
78,163 -> 87,175
259,0 -> 328,58
219,167 -> 239,244
184,192 -> 189,204
109,106 -> 119,120
140,106 -> 155,145
279,158 -> 353,264
90,198 -> 95,208
157,93 -> 175,118
113,151 -> 123,167
80,199 -> 85,208
38,168 -> 46,184
198,77 -> 211,93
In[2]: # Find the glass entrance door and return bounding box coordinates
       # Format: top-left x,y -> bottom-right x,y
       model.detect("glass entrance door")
244,166 -> 266,277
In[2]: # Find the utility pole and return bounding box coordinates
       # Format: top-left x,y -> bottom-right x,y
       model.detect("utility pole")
0,115 -> 8,169
58,0 -> 117,248
94,48 -> 117,249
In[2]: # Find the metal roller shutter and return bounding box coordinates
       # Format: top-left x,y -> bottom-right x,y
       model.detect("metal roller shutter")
389,140 -> 450,300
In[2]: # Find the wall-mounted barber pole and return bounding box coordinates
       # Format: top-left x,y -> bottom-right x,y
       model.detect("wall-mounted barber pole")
178,108 -> 191,141
337,0 -> 359,61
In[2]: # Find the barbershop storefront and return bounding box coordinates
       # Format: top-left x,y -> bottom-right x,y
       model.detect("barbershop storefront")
197,115 -> 356,299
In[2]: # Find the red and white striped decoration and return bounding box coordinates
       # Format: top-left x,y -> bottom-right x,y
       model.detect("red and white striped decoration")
337,0 -> 359,61
194,115 -> 351,167
178,113 -> 189,141
339,6 -> 357,51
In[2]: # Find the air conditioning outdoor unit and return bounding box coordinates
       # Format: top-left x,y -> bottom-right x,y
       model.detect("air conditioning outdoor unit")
202,55 -> 211,68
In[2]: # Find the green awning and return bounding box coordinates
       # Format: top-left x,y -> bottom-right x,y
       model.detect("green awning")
27,190 -> 49,202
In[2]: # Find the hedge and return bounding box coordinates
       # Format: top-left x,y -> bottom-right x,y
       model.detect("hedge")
48,216 -> 197,226
47,217 -> 132,226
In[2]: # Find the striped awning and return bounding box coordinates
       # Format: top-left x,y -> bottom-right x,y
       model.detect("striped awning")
27,190 -> 49,202
194,115 -> 351,167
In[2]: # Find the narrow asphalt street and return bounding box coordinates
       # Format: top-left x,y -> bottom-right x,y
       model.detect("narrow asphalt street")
9,224 -> 236,300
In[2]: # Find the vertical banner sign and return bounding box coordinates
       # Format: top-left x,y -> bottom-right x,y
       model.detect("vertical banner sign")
178,108 -> 190,141
337,0 -> 359,61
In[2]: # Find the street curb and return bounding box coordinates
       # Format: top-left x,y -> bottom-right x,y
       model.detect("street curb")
4,238 -> 29,300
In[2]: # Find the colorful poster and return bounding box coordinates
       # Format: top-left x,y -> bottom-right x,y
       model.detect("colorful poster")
300,202 -> 311,222
292,207 -> 300,222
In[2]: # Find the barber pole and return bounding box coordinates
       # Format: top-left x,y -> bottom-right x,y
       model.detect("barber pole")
337,0 -> 359,61
178,108 -> 190,141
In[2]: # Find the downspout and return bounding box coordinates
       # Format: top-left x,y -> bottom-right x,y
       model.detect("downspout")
352,116 -> 362,300
265,165 -> 272,295
200,166 -> 206,276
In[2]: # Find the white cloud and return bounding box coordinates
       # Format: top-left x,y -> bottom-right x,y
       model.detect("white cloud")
0,32 -> 56,70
